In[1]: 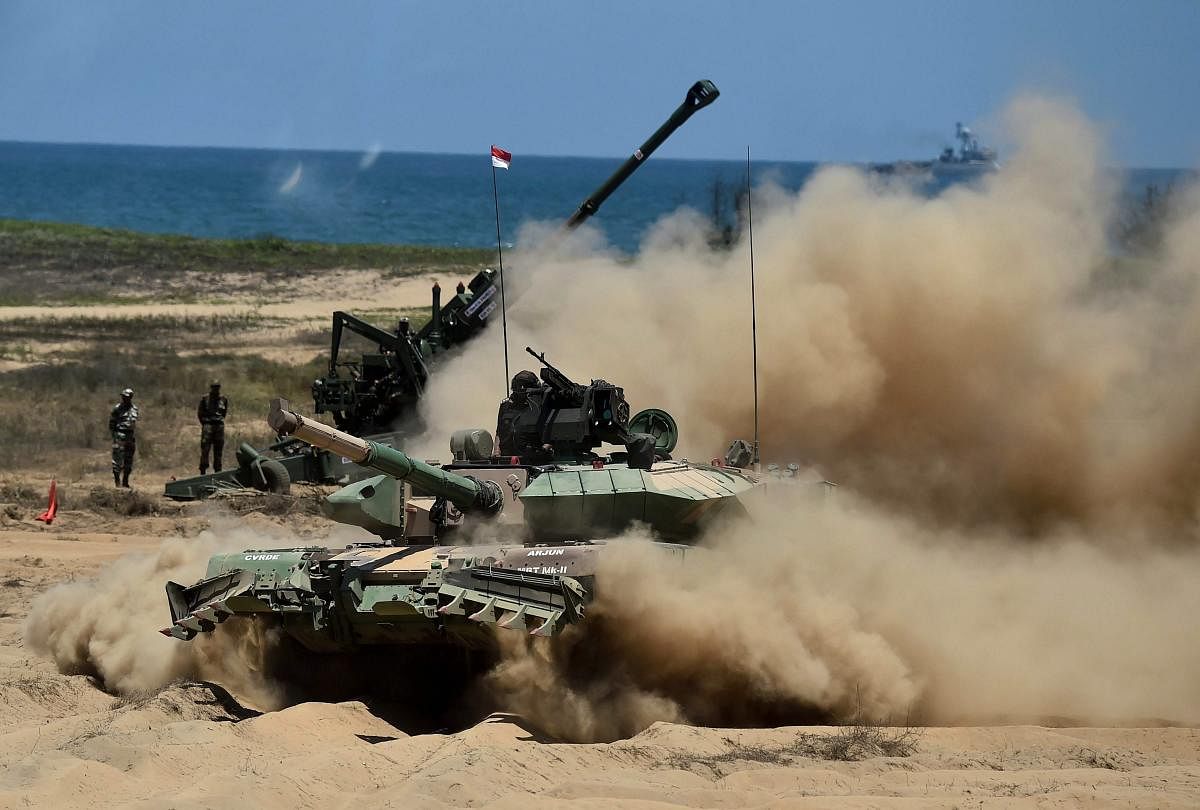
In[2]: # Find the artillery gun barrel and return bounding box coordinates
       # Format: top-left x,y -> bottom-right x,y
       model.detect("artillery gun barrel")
267,398 -> 503,515
565,80 -> 719,229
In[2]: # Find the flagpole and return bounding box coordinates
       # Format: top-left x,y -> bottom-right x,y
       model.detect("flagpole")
491,156 -> 511,394
746,146 -> 760,470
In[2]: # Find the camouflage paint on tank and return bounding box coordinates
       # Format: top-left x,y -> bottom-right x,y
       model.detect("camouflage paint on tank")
165,538 -> 697,651
518,460 -> 758,539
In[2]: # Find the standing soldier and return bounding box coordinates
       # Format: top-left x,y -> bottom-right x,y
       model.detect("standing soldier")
109,387 -> 138,488
197,379 -> 229,474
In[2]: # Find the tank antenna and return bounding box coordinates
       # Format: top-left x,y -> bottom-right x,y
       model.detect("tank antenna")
490,145 -> 512,393
746,146 -> 760,470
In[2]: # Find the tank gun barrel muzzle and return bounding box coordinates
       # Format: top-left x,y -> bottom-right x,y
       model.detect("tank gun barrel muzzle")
269,398 -> 371,462
268,398 -> 503,516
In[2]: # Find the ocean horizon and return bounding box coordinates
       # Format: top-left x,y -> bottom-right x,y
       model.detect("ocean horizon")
0,140 -> 1189,253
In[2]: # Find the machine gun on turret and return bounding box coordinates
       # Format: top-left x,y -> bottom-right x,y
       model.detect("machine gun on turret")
516,347 -> 633,460
525,347 -> 580,397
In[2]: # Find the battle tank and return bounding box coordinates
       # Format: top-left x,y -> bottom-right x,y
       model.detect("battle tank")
161,349 -> 771,652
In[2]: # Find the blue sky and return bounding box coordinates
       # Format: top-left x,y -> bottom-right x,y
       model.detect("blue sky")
1,0 -> 1196,166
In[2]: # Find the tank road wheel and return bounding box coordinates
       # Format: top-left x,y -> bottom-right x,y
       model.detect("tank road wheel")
252,458 -> 291,494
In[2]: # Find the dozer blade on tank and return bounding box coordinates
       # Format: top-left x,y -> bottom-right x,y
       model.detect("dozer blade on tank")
161,348 -> 774,652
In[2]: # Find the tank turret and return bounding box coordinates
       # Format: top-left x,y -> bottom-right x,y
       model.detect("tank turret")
269,346 -> 761,544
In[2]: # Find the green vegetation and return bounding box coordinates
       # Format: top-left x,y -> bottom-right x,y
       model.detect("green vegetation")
0,292 -> 160,307
293,308 -> 429,349
0,343 -> 34,362
0,312 -> 286,343
0,342 -> 326,476
344,307 -> 430,328
0,218 -> 493,276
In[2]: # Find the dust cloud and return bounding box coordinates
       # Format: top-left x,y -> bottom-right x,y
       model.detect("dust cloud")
24,519 -> 290,709
490,494 -> 1200,741
418,96 -> 1200,537
431,94 -> 1200,739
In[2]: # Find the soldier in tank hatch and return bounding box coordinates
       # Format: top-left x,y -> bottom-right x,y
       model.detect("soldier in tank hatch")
109,387 -> 138,488
495,370 -> 541,458
197,379 -> 229,474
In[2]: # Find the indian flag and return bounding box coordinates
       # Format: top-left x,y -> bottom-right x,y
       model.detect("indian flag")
491,145 -> 512,170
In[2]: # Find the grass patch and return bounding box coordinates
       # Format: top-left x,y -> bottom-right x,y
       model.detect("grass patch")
0,345 -> 326,474
0,218 -> 493,276
0,292 -> 158,307
349,307 -> 431,327
295,308 -> 429,348
0,342 -> 34,361
0,312 -> 285,343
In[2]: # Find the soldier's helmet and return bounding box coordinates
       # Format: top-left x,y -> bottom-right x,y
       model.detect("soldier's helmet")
510,370 -> 539,391
209,379 -> 221,389
121,387 -> 134,398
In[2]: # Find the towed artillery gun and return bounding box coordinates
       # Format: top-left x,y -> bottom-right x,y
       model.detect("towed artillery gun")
161,348 -> 766,653
163,80 -> 720,501
163,275 -> 506,500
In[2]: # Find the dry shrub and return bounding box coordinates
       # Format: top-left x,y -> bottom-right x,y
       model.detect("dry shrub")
0,480 -> 48,508
210,489 -> 323,517
662,719 -> 920,776
86,487 -> 162,517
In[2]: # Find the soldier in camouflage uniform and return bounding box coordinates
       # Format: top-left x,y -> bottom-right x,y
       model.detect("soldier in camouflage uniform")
197,379 -> 229,474
109,387 -> 138,488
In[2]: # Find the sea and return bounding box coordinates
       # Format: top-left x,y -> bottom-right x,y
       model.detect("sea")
0,141 -> 1188,254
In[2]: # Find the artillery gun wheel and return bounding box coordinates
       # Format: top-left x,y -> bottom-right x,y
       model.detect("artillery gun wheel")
252,458 -> 291,495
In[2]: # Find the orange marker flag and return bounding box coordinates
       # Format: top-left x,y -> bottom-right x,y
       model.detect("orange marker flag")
34,479 -> 57,524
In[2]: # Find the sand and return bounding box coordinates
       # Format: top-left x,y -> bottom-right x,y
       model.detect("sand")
0,269 -> 446,323
0,508 -> 1196,808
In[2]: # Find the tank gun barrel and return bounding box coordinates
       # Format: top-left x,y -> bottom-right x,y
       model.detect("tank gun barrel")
267,398 -> 503,515
564,80 -> 719,229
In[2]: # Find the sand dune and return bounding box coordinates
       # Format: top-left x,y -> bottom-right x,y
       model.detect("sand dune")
2,688 -> 1198,807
